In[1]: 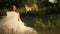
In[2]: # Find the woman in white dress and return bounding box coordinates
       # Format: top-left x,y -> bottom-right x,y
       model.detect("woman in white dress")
0,5 -> 37,34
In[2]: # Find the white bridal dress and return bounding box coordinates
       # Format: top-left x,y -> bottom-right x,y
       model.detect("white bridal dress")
0,11 -> 37,34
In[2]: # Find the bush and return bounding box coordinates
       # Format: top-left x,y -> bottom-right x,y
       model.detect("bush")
0,9 -> 7,16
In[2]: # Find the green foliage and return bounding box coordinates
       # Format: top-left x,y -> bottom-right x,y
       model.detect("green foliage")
19,7 -> 60,32
24,0 -> 37,6
19,7 -> 48,16
0,0 -> 60,34
0,9 -> 7,16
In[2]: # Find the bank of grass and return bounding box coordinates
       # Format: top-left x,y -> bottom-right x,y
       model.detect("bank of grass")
18,7 -> 60,34
20,13 -> 60,34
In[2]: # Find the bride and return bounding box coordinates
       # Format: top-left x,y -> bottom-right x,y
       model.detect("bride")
0,5 -> 37,34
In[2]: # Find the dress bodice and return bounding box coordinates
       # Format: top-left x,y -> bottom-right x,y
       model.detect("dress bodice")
7,11 -> 18,21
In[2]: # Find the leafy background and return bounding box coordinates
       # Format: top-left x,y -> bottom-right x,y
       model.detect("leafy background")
0,0 -> 60,34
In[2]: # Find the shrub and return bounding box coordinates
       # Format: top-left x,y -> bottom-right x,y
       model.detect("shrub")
0,9 -> 6,16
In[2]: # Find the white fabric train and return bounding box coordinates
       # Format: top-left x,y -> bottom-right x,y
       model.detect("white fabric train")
0,11 -> 37,34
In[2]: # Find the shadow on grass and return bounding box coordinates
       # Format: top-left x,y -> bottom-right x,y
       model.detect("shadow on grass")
21,14 -> 60,34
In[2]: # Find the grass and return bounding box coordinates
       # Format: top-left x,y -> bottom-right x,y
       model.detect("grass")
20,13 -> 60,34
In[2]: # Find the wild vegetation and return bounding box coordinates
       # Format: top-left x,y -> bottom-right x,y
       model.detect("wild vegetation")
0,0 -> 60,34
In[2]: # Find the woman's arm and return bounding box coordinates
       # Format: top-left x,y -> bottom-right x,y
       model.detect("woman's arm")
18,13 -> 21,21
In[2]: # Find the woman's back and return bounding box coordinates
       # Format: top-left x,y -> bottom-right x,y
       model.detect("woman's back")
7,11 -> 18,20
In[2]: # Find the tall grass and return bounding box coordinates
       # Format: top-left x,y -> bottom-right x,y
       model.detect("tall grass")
18,7 -> 60,34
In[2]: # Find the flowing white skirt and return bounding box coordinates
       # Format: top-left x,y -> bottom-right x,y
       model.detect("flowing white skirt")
0,12 -> 37,34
